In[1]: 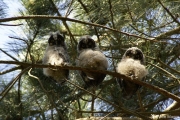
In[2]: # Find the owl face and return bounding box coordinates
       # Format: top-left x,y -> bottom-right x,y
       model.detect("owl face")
48,32 -> 65,47
123,47 -> 144,64
77,36 -> 97,52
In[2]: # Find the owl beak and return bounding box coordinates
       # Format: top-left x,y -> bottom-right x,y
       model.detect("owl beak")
131,50 -> 136,54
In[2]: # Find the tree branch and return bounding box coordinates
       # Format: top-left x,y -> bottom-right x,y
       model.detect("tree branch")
0,66 -> 21,75
0,60 -> 180,103
0,15 -> 155,41
157,0 -> 180,25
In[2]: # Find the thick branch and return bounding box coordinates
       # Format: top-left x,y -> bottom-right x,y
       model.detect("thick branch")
0,60 -> 180,103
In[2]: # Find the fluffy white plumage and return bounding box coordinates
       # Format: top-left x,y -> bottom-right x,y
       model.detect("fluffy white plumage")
116,58 -> 148,81
42,32 -> 69,84
116,58 -> 148,80
77,49 -> 108,70
116,47 -> 148,99
76,36 -> 108,88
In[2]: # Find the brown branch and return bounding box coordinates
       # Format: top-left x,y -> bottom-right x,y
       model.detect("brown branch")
154,25 -> 180,40
0,60 -> 180,103
0,66 -> 21,75
108,0 -> 115,29
0,23 -> 23,26
0,48 -> 19,61
157,0 -> 180,25
0,15 -> 155,41
126,0 -> 134,23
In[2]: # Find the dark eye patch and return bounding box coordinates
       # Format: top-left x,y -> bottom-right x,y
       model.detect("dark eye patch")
48,36 -> 56,45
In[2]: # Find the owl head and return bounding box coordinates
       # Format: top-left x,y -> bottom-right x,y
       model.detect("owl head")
122,47 -> 145,64
77,35 -> 97,52
48,31 -> 66,47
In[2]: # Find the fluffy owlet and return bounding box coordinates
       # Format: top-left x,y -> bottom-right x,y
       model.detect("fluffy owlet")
76,35 -> 108,89
116,47 -> 148,99
42,31 -> 69,84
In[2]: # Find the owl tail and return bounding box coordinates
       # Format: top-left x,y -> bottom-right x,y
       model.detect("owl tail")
117,78 -> 140,99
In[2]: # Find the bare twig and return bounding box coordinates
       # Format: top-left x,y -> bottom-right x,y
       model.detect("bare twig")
100,110 -> 116,120
154,25 -> 180,40
158,59 -> 180,75
0,48 -> 19,61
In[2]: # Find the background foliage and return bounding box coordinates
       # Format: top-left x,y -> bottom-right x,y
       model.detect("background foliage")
0,0 -> 180,119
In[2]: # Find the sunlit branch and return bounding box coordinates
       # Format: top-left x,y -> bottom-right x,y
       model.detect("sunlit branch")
158,59 -> 180,75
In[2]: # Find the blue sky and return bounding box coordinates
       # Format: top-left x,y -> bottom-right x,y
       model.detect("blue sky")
0,0 -> 22,49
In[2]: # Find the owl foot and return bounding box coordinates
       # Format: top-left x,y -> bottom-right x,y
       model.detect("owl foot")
48,63 -> 58,71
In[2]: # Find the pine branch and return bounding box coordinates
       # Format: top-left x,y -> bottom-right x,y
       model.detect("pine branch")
0,60 -> 180,103
0,15 -> 155,41
0,67 -> 30,102
157,0 -> 180,25
147,62 -> 178,80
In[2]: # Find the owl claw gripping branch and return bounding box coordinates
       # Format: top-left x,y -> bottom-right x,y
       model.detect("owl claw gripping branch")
42,31 -> 70,84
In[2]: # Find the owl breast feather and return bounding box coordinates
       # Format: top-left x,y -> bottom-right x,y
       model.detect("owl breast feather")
77,49 -> 108,70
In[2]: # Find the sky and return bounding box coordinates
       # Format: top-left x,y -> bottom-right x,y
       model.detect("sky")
0,0 -> 22,49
